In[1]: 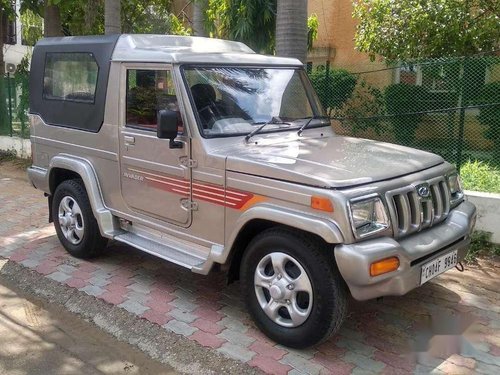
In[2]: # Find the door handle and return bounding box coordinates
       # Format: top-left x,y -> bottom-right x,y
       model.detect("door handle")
124,136 -> 135,146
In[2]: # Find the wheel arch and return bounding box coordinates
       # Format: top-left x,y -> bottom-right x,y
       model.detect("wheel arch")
225,206 -> 344,283
48,155 -> 118,238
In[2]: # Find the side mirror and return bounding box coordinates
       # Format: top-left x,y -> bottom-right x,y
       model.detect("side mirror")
157,109 -> 182,149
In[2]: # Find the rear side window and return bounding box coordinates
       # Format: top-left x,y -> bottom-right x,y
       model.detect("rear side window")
43,52 -> 99,103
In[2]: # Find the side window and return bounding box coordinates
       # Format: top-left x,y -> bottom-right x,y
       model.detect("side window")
43,52 -> 98,103
126,69 -> 180,131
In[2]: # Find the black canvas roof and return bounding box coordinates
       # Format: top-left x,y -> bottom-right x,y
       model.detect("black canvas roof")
29,34 -> 120,132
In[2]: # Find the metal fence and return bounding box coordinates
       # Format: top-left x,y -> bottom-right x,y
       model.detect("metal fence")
1,73 -> 29,139
308,51 -> 500,171
2,52 -> 500,171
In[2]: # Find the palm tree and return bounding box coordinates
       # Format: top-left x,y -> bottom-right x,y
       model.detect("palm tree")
44,0 -> 63,37
105,0 -> 121,35
275,0 -> 308,63
193,0 -> 207,37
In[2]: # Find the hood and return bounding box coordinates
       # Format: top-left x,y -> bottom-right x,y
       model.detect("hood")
221,131 -> 444,188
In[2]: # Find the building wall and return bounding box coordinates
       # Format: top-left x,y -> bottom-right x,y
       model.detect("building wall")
307,0 -> 393,88
3,0 -> 29,69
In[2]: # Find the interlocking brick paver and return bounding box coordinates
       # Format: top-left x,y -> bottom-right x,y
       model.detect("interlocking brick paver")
79,284 -> 105,297
169,297 -> 197,312
192,307 -> 223,322
190,330 -> 226,349
191,318 -> 225,335
2,174 -> 500,375
99,291 -> 127,305
249,340 -> 287,361
169,308 -> 197,323
118,299 -> 149,315
248,355 -> 293,375
47,271 -> 71,283
217,342 -> 256,362
163,320 -> 198,337
343,352 -> 386,372
65,277 -> 87,289
280,352 -> 325,375
218,328 -> 256,347
141,309 -> 171,326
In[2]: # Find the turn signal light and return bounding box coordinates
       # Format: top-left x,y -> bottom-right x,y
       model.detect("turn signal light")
311,196 -> 334,212
370,257 -> 400,277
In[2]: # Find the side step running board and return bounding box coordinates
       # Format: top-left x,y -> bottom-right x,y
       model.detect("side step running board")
114,232 -> 213,274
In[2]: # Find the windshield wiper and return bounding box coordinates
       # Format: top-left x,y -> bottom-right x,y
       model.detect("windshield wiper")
297,115 -> 331,136
245,117 -> 291,142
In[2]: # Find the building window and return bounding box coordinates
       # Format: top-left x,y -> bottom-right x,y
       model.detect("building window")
125,69 -> 179,131
1,1 -> 17,45
43,52 -> 99,103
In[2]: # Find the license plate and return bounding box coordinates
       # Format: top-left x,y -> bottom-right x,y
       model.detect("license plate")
420,250 -> 458,285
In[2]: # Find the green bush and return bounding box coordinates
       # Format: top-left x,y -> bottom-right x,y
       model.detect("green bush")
384,83 -> 428,146
333,80 -> 385,135
309,68 -> 357,116
460,160 -> 500,194
478,82 -> 500,164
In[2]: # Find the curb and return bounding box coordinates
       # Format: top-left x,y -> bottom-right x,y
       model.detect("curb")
0,258 -> 261,375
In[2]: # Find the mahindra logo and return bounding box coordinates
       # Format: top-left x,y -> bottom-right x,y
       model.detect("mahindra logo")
417,185 -> 431,198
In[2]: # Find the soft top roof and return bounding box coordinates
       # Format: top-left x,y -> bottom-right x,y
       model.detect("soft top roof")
29,34 -> 303,133
30,34 -> 120,132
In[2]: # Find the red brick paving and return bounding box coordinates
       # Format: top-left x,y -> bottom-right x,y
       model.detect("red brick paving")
1,173 -> 500,374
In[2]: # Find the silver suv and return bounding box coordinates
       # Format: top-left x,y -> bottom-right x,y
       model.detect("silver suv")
28,34 -> 477,348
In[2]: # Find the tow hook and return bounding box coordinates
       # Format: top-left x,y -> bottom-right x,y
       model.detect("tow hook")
455,262 -> 464,272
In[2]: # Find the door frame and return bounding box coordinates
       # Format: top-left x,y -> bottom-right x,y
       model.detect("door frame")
117,62 -> 194,228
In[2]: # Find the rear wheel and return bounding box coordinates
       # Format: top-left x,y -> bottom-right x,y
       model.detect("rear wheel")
52,179 -> 107,258
240,227 -> 348,348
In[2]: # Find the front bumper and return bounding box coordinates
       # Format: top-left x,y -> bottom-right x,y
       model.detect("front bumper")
335,201 -> 477,301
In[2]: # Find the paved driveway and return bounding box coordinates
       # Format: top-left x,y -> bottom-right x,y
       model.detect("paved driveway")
1,170 -> 499,374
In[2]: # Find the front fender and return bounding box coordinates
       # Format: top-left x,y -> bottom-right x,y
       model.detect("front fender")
46,155 -> 118,238
212,203 -> 344,264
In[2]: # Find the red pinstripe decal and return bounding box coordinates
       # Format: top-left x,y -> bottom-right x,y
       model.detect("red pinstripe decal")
128,168 -> 257,209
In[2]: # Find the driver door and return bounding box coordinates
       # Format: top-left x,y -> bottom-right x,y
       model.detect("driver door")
119,64 -> 191,227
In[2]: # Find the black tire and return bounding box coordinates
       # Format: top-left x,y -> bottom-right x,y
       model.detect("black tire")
240,227 -> 348,349
52,179 -> 107,258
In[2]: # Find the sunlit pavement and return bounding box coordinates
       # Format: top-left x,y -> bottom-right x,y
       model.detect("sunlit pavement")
1,171 -> 499,375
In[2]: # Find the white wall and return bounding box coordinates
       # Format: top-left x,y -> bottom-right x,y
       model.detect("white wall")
466,191 -> 500,245
0,136 -> 31,159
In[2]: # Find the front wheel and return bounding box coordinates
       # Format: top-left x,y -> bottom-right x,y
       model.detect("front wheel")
240,227 -> 348,349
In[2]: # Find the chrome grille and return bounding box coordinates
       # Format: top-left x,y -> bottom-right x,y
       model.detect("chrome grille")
387,177 -> 451,238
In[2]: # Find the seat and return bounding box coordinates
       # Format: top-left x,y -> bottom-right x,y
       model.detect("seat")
191,84 -> 218,128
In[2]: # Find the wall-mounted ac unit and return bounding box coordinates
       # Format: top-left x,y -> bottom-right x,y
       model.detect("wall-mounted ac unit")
6,63 -> 17,74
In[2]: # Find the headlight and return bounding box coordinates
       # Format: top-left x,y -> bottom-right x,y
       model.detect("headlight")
447,173 -> 464,206
349,196 -> 390,239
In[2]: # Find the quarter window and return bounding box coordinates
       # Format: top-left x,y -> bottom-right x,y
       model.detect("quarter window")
43,52 -> 98,103
126,69 -> 179,131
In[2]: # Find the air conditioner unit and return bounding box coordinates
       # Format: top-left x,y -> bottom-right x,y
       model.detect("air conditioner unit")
6,63 -> 17,74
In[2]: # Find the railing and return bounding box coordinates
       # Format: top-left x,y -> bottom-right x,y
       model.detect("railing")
1,73 -> 29,139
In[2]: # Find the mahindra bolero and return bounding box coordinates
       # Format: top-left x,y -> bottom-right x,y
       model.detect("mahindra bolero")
27,34 -> 477,348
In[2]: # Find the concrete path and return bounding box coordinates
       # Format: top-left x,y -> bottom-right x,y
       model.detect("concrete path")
1,162 -> 499,374
0,262 -> 175,375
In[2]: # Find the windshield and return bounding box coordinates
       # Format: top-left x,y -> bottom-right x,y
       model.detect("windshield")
183,67 -> 328,137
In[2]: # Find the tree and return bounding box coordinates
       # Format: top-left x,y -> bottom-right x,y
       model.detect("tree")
193,0 -> 207,36
105,0 -> 120,35
353,0 -> 500,62
276,0 -> 308,63
206,0 -> 276,53
43,0 -> 63,36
